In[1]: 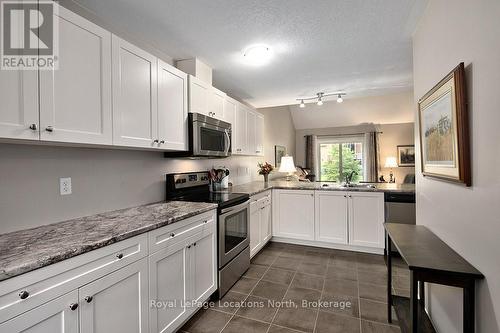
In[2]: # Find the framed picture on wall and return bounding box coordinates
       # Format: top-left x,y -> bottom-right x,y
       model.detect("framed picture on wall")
275,145 -> 286,168
418,62 -> 471,186
397,145 -> 415,167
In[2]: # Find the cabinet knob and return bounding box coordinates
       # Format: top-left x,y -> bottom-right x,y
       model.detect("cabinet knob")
116,253 -> 124,259
170,232 -> 175,238
193,242 -> 197,246
29,124 -> 37,131
344,195 -> 347,198
187,245 -> 191,249
153,139 -> 159,143
203,220 -> 208,224
85,296 -> 93,303
45,126 -> 54,132
160,140 -> 165,144
19,290 -> 29,299
69,303 -> 79,311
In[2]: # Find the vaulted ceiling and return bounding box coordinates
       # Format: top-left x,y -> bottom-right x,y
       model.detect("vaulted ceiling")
71,0 -> 427,108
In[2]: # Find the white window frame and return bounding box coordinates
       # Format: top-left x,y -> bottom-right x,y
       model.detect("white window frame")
317,135 -> 365,182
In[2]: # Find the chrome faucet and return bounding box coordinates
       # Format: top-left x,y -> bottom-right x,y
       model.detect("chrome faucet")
344,171 -> 357,185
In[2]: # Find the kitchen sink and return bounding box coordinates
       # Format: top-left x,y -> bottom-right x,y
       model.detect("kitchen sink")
340,183 -> 377,189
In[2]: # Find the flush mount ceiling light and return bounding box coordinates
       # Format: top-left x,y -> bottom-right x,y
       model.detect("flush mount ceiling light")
243,45 -> 272,66
296,92 -> 346,108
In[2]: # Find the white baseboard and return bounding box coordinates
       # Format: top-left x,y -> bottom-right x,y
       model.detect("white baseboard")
270,236 -> 384,255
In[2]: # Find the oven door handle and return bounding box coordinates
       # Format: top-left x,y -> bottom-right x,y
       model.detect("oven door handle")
220,200 -> 250,216
224,129 -> 230,155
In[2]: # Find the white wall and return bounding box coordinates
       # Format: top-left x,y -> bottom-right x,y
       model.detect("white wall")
258,106 -> 296,180
413,0 -> 500,332
295,122 -> 415,183
290,91 -> 414,130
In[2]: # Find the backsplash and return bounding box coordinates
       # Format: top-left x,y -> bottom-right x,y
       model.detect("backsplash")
0,143 -> 263,234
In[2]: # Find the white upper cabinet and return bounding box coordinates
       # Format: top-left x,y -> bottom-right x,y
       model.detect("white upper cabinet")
157,60 -> 188,151
208,87 -> 226,119
255,113 -> 264,156
315,191 -> 348,245
39,6 -> 112,145
233,104 -> 248,155
246,109 -> 257,155
112,36 -> 158,148
188,75 -> 210,116
223,96 -> 237,126
348,192 -> 385,248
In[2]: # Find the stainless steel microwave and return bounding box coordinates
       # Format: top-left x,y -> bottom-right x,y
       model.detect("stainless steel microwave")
165,113 -> 231,158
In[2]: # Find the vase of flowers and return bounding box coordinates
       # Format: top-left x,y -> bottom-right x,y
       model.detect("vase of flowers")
258,162 -> 274,183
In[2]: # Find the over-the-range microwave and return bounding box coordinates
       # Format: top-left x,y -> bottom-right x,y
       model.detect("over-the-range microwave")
165,113 -> 231,158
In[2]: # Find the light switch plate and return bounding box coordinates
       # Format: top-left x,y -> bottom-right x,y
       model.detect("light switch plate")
60,177 -> 72,195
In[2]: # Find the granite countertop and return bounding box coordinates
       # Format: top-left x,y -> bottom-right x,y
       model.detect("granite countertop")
231,180 -> 415,196
0,201 -> 217,281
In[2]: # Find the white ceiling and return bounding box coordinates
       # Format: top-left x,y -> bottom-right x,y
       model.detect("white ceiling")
71,0 -> 427,108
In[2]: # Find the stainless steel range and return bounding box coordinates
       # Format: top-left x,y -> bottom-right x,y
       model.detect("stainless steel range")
166,172 -> 250,298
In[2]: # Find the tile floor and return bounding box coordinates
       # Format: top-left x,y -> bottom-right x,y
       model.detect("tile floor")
181,242 -> 409,333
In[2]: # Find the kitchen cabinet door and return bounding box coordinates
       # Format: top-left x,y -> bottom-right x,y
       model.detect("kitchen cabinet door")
188,75 -> 210,116
157,59 -> 188,151
190,228 -> 217,304
246,109 -> 257,155
260,200 -> 272,244
233,104 -> 247,155
112,36 -> 158,148
315,191 -> 348,245
208,87 -> 226,120
249,200 -> 262,257
255,113 -> 264,156
149,240 -> 189,333
348,192 -> 385,248
223,97 -> 237,127
79,258 -> 149,333
273,190 -> 315,240
39,6 -> 112,144
0,290 -> 78,333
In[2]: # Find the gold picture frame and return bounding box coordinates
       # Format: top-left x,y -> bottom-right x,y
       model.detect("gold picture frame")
418,63 -> 471,186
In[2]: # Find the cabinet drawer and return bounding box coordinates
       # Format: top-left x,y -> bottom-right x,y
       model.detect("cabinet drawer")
0,233 -> 147,323
149,210 -> 216,254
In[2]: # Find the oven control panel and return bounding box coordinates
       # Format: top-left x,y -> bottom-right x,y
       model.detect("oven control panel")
172,172 -> 209,189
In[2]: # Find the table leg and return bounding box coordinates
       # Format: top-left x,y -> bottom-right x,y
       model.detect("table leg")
387,232 -> 392,323
463,280 -> 475,333
410,270 -> 419,333
418,280 -> 425,304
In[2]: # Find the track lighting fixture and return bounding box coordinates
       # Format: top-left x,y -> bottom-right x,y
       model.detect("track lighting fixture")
296,92 -> 346,108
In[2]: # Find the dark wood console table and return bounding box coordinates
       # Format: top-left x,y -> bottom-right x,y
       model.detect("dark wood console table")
384,223 -> 484,333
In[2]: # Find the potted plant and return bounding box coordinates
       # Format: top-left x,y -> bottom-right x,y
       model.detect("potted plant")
258,162 -> 274,183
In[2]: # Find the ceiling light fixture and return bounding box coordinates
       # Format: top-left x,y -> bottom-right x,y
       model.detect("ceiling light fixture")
296,92 -> 346,108
243,45 -> 272,66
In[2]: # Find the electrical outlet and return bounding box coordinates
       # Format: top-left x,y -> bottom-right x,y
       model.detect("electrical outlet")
60,177 -> 72,195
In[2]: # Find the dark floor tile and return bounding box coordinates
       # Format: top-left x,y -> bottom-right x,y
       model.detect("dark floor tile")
326,266 -> 358,281
251,280 -> 289,301
213,291 -> 247,314
356,253 -> 385,264
323,278 -> 358,297
302,251 -> 331,265
252,253 -> 276,266
268,325 -> 302,333
244,264 -> 269,279
393,288 -> 410,298
273,307 -> 317,333
259,248 -> 283,258
291,272 -> 324,291
297,261 -> 327,276
393,276 -> 409,290
222,316 -> 270,333
235,295 -> 278,323
357,261 -> 388,273
283,287 -> 321,308
272,256 -> 299,271
359,283 -> 388,303
231,277 -> 259,294
315,311 -> 361,333
278,251 -> 305,261
361,320 -> 401,333
360,299 -> 398,325
262,267 -> 295,285
181,309 -> 232,333
358,270 -> 387,286
320,293 -> 359,318
328,257 -> 356,269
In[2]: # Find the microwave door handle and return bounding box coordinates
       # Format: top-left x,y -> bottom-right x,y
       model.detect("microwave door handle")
224,130 -> 230,154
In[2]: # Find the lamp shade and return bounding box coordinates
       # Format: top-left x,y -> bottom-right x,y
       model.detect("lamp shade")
279,156 -> 296,173
384,157 -> 398,168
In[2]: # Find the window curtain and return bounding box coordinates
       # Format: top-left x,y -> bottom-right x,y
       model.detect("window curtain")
305,135 -> 318,178
364,132 -> 380,182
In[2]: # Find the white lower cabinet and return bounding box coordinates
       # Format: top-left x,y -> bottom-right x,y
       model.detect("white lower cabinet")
249,200 -> 262,256
315,191 -> 348,244
272,190 -> 315,241
348,192 -> 385,248
79,258 -> 149,333
250,191 -> 272,257
0,290 -> 78,333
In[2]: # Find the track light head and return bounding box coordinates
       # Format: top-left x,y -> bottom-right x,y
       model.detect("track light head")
337,94 -> 343,103
299,100 -> 305,108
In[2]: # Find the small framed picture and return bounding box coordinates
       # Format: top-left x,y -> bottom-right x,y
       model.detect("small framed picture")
275,145 -> 286,168
397,145 -> 415,167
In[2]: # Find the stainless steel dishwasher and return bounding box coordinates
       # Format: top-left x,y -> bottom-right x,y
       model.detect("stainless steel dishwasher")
385,192 -> 416,253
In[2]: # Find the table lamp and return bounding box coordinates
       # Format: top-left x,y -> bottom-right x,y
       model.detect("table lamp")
279,155 -> 296,181
384,157 -> 398,183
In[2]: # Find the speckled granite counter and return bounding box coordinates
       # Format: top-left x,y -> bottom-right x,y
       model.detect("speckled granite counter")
0,201 -> 217,281
231,180 -> 415,196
